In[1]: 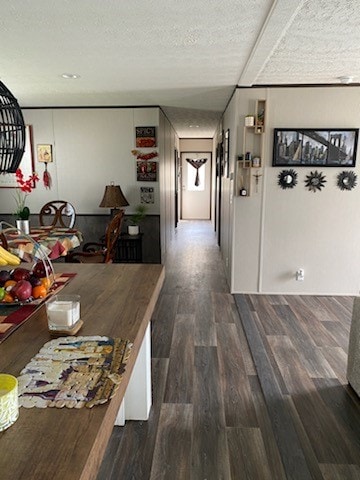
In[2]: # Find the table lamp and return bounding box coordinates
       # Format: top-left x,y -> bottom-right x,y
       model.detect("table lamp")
99,182 -> 129,216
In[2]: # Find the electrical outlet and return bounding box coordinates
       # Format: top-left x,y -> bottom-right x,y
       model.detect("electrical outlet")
296,269 -> 304,281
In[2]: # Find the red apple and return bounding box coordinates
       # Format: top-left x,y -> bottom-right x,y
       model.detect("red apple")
11,267 -> 31,282
32,261 -> 46,278
11,280 -> 33,301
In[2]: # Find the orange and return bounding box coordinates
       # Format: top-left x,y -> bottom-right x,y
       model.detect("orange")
4,280 -> 17,289
32,285 -> 47,299
40,277 -> 52,291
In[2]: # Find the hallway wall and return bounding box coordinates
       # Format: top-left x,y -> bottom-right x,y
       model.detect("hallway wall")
228,86 -> 360,295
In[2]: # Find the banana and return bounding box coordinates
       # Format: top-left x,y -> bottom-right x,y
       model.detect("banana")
0,245 -> 21,266
0,256 -> 7,266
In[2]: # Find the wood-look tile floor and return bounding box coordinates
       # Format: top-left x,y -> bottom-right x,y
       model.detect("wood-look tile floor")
98,220 -> 360,480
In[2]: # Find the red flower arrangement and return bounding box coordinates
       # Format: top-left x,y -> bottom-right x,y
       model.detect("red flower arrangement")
14,169 -> 39,219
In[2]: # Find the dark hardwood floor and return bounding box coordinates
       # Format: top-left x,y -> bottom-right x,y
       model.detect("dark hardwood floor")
98,220 -> 360,480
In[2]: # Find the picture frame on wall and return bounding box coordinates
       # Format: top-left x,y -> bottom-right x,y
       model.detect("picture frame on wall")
224,129 -> 230,177
137,161 -> 157,181
135,126 -> 156,148
37,144 -> 53,163
0,125 -> 35,188
273,128 -> 359,167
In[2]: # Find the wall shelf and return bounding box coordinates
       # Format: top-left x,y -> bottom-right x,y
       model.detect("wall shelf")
235,99 -> 266,197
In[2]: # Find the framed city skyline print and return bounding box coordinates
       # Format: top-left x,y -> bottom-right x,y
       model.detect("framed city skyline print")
273,128 -> 358,167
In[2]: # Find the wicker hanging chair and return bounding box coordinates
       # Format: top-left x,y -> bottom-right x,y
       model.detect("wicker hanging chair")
0,81 -> 25,173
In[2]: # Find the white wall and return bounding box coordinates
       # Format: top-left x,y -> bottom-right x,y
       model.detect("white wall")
0,107 -> 161,216
231,86 -> 360,295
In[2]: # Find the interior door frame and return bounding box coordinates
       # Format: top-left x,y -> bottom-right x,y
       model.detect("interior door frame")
180,150 -> 212,220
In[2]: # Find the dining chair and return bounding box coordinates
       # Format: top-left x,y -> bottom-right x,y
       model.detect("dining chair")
0,232 -> 8,250
65,210 -> 124,264
39,201 -> 76,228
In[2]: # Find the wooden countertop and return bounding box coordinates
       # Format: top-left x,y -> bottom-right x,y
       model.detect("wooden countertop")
0,263 -> 165,480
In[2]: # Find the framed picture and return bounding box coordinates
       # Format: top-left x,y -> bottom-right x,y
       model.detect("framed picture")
224,129 -> 230,177
140,186 -> 155,204
137,161 -> 157,181
273,128 -> 359,167
0,125 -> 35,188
135,126 -> 156,148
37,144 -> 53,163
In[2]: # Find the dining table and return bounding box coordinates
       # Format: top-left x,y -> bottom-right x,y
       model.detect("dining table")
5,225 -> 83,261
0,262 -> 165,480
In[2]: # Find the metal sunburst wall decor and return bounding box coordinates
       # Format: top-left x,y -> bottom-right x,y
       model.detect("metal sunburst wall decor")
305,170 -> 327,192
278,169 -> 298,189
337,170 -> 357,191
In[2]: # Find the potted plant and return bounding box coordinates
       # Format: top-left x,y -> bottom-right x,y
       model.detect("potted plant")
14,168 -> 39,234
128,204 -> 147,235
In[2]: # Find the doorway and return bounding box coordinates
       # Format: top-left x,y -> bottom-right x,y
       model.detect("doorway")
180,151 -> 212,219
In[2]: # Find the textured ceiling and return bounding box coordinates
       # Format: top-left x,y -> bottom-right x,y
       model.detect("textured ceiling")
0,0 -> 359,137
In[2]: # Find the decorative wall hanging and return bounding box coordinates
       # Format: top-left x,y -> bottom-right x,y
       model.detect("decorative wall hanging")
278,169 -> 298,189
131,149 -> 158,160
135,126 -> 156,148
305,170 -> 327,192
337,170 -> 357,191
273,128 -> 358,167
0,81 -> 25,173
137,161 -> 157,181
186,157 -> 207,186
37,144 -> 53,189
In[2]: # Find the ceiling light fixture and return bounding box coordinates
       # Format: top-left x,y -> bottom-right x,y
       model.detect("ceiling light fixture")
338,76 -> 353,84
61,73 -> 80,79
189,124 -> 200,128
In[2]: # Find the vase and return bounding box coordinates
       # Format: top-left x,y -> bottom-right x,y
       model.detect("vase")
128,225 -> 139,236
16,219 -> 30,235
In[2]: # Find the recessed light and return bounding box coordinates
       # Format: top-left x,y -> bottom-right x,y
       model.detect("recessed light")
338,76 -> 353,84
61,73 -> 80,79
189,124 -> 200,128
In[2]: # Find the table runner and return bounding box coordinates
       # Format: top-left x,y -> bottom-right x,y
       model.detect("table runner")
0,273 -> 76,344
18,336 -> 133,409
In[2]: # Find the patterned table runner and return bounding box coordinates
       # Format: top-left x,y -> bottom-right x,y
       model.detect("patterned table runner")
18,336 -> 133,408
0,273 -> 76,344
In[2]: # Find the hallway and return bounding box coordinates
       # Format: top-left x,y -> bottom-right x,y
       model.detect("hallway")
98,220 -> 360,480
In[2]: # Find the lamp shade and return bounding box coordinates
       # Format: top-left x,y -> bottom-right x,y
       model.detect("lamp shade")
99,183 -> 129,208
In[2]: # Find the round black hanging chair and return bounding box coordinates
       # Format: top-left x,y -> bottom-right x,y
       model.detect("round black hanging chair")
0,80 -> 25,173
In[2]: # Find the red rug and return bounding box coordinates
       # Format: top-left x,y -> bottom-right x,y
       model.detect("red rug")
0,273 -> 76,344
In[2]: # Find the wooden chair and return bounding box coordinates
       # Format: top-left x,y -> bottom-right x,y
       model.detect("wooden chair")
65,210 -> 124,264
0,232 -> 8,250
39,201 -> 76,228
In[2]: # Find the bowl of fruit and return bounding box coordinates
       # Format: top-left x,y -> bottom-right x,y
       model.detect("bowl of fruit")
0,262 -> 55,306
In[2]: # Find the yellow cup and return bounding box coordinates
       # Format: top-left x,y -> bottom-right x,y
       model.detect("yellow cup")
0,374 -> 19,432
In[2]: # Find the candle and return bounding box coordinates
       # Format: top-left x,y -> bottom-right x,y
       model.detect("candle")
0,374 -> 19,432
46,295 -> 80,331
